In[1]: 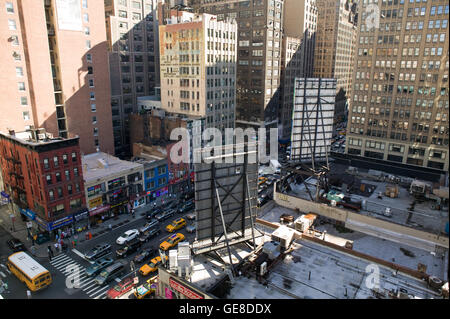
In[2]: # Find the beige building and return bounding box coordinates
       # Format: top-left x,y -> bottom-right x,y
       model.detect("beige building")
159,10 -> 237,131
314,0 -> 358,96
0,0 -> 114,155
104,0 -> 162,157
190,0 -> 284,127
346,0 -> 449,172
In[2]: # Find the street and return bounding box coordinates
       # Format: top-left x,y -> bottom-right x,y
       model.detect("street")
0,212 -> 195,299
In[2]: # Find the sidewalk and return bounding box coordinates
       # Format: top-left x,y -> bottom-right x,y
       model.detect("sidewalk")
0,200 -> 165,260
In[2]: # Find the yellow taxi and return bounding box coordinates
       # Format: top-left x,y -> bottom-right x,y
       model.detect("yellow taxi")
165,218 -> 187,232
159,233 -> 185,251
139,256 -> 168,276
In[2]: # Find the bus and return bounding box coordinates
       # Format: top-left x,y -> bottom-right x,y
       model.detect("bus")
7,251 -> 52,291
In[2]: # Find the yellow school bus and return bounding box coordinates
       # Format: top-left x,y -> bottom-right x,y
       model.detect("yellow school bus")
7,251 -> 52,291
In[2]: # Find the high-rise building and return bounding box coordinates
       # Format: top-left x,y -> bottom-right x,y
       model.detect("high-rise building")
104,0 -> 162,157
0,129 -> 86,235
279,0 -> 318,140
314,0 -> 358,97
346,0 -> 449,172
0,0 -> 114,155
159,10 -> 237,132
189,0 -> 284,127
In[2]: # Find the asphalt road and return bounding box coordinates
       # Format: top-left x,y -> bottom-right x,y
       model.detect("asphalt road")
1,212 -> 196,299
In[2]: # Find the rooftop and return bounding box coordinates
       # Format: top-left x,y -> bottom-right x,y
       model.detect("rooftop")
0,129 -> 78,147
282,162 -> 449,236
82,152 -> 143,183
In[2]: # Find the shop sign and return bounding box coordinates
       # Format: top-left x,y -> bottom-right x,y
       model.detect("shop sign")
165,287 -> 173,299
48,215 -> 73,231
88,197 -> 103,209
169,277 -> 204,299
73,209 -> 89,222
18,208 -> 36,220
35,216 -> 49,231
110,200 -> 128,209
89,205 -> 110,217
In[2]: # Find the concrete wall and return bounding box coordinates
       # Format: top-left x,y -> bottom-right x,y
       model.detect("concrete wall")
274,189 -> 449,250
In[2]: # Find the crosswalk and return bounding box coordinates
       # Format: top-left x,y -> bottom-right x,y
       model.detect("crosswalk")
49,253 -> 109,299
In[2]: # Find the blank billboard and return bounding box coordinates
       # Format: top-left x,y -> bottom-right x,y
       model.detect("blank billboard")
193,143 -> 258,247
291,78 -> 336,163
55,0 -> 82,31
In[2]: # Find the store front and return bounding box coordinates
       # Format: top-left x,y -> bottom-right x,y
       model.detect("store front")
72,208 -> 89,232
89,204 -> 111,225
145,186 -> 169,204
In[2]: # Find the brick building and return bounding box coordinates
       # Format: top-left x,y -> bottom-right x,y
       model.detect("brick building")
0,129 -> 86,235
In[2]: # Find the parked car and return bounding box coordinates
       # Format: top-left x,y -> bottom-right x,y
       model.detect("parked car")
116,229 -> 139,245
139,256 -> 168,276
146,207 -> 162,220
185,224 -> 196,234
84,243 -> 112,261
7,238 -> 25,252
155,209 -> 175,222
139,227 -> 161,243
159,233 -> 185,251
185,212 -> 196,220
116,239 -> 142,258
178,200 -> 194,214
139,220 -> 159,233
165,218 -> 186,232
133,248 -> 157,264
94,260 -> 127,285
85,257 -> 115,277
106,277 -> 135,299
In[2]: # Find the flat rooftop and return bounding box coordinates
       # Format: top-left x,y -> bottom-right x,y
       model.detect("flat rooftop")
284,163 -> 448,235
257,203 -> 448,282
227,235 -> 444,299
82,152 -> 143,183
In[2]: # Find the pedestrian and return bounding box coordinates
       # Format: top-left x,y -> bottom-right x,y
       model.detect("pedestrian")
30,245 -> 36,256
47,245 -> 53,260
55,233 -> 59,243
54,242 -> 58,254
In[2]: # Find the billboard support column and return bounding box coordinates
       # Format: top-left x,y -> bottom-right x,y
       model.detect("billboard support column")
214,187 -> 234,276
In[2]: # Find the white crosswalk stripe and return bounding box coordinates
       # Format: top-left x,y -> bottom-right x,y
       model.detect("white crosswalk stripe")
0,271 -> 6,278
47,252 -> 114,299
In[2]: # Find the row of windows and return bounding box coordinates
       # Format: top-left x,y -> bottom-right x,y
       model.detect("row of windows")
45,168 -> 79,185
48,183 -> 82,201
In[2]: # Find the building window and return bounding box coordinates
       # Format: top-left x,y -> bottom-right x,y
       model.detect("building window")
91,104 -> 96,112
74,167 -> 79,177
65,170 -> 70,181
44,158 -> 49,169
55,172 -> 61,182
20,96 -> 27,105
53,156 -> 59,167
62,154 -> 68,164
118,10 -> 127,18
18,82 -> 25,91
83,13 -> 89,22
70,198 -> 82,209
11,35 -> 19,45
86,40 -> 91,49
86,53 -> 92,63
89,79 -> 94,87
22,111 -> 29,120
57,187 -> 63,198
68,184 -> 73,195
8,19 -> 16,30
6,2 -> 14,13
82,0 -> 88,9
72,152 -> 77,162
84,26 -> 90,35
92,116 -> 97,124
90,92 -> 95,100
88,66 -> 93,74
15,67 -> 23,77
93,127 -> 98,136
46,175 -> 52,185
49,190 -> 54,201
